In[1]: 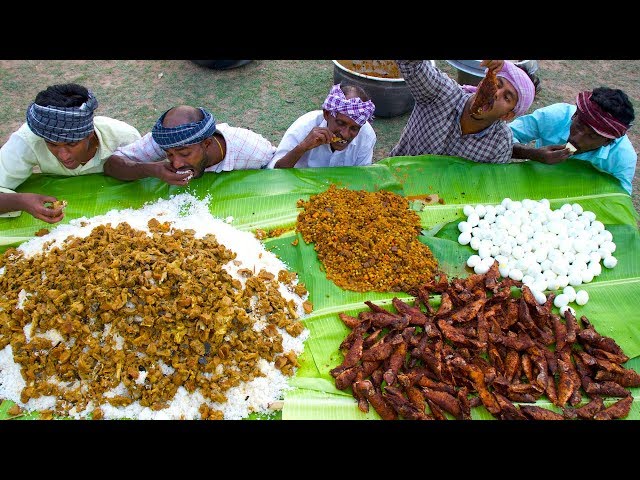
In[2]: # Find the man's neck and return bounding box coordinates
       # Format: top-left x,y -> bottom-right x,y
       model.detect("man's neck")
460,97 -> 496,135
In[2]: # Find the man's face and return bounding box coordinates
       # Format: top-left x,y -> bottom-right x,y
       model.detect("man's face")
323,111 -> 362,150
45,134 -> 95,169
470,76 -> 518,122
568,112 -> 611,153
164,142 -> 209,179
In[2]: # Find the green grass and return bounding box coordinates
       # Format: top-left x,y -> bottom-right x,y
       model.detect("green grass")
1,59 -> 638,218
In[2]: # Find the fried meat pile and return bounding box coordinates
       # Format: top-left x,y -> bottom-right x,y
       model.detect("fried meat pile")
0,220 -> 308,419
296,185 -> 438,292
331,261 -> 638,420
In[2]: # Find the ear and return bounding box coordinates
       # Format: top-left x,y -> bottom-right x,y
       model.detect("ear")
322,110 -> 331,122
201,137 -> 213,149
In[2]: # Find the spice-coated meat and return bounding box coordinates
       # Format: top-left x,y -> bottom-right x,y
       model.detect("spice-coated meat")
470,67 -> 497,116
330,261 -> 637,420
384,386 -> 432,420
519,405 -> 565,420
573,396 -> 605,419
577,327 -> 626,356
421,387 -> 463,419
494,392 -> 528,420
353,380 -> 397,420
436,292 -> 454,317
583,344 -> 630,364
383,341 -> 407,385
592,395 -> 633,420
391,297 -> 431,326
594,368 -> 640,387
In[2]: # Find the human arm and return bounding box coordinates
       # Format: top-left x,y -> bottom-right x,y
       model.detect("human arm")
271,126 -> 334,169
396,60 -> 460,105
0,192 -> 65,223
512,143 -> 573,164
509,104 -> 573,164
102,133 -> 191,185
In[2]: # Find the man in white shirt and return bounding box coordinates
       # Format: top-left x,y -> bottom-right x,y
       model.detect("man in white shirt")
0,83 -> 141,223
267,83 -> 376,169
103,105 -> 276,186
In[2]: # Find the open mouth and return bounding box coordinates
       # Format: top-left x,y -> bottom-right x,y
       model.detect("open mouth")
176,169 -> 195,180
331,136 -> 348,145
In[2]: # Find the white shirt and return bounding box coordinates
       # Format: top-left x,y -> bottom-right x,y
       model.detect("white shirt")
267,110 -> 376,169
112,123 -> 276,172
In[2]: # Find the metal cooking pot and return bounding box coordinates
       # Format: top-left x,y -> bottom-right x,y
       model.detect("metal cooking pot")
332,60 -> 436,118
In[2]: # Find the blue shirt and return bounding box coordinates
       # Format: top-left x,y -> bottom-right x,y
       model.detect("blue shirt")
509,103 -> 636,194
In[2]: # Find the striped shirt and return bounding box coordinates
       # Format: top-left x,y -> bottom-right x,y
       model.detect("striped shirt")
113,123 -> 276,172
389,60 -> 513,164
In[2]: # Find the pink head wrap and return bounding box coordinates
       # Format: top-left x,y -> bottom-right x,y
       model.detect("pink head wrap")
461,61 -> 535,117
322,83 -> 375,126
576,90 -> 629,139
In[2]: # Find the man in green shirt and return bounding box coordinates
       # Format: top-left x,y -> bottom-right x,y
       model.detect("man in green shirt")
0,83 -> 140,223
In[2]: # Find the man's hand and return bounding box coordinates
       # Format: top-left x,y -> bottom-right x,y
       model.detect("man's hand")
512,143 -> 573,164
153,162 -> 194,186
21,193 -> 65,224
300,127 -> 335,151
531,144 -> 574,164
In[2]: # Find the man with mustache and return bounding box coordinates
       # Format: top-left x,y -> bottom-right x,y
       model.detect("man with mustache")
103,105 -> 276,184
267,83 -> 376,169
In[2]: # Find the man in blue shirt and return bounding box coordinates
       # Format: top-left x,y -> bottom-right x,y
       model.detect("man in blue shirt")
510,87 -> 636,194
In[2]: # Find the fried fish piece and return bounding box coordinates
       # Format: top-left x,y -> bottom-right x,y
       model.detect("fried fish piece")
422,387 -> 463,419
384,385 -> 432,420
577,326 -> 625,356
592,395 -> 633,420
520,405 -> 565,420
383,341 -> 407,386
392,297 -> 430,326
466,363 -> 501,416
574,396 -> 605,419
556,350 -> 580,407
470,67 -> 497,116
494,392 -> 528,420
594,368 -> 640,388
353,380 -> 397,420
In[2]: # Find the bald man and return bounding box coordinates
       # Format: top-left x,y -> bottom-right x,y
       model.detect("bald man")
103,105 -> 276,185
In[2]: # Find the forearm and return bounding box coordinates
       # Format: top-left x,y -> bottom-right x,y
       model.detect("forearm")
103,155 -> 166,180
512,143 -> 546,162
0,192 -> 26,213
273,145 -> 308,169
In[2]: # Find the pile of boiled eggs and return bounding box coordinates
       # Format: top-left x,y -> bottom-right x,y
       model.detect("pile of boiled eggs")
458,197 -> 618,316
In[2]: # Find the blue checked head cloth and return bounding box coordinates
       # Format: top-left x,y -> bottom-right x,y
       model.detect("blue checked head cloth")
321,83 -> 375,126
152,107 -> 217,150
26,90 -> 98,142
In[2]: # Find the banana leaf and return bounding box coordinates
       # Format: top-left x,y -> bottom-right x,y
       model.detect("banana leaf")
1,156 -> 639,420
